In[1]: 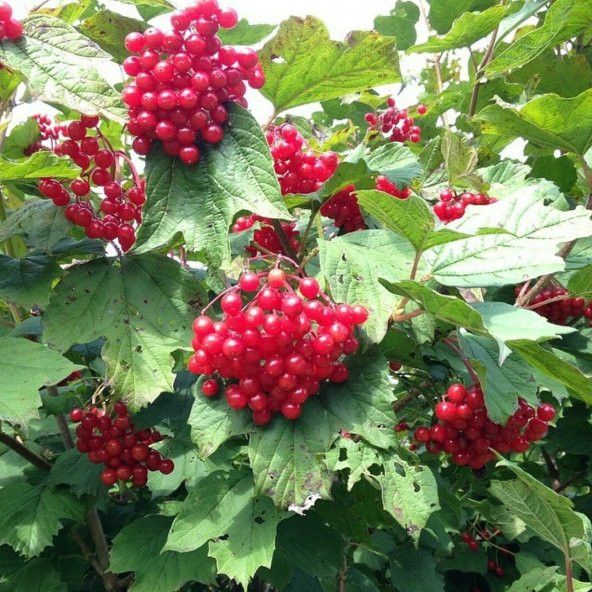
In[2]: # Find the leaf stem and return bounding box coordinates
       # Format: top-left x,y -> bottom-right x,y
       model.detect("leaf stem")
444,337 -> 480,385
271,219 -> 298,261
391,308 -> 425,322
0,426 -> 52,471
298,206 -> 319,263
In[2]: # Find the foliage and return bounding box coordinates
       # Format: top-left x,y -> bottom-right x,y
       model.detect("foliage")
0,1 -> 591,592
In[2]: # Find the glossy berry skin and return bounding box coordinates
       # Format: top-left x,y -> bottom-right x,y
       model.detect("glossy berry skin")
35,114 -> 144,252
433,189 -> 496,223
121,3 -> 265,163
189,269 -> 366,426
70,401 -> 174,490
365,97 -> 422,143
414,384 -> 555,470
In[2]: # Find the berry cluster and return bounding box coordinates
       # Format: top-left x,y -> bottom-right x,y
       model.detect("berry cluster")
232,215 -> 301,257
515,285 -> 588,326
267,124 -> 338,195
433,189 -> 496,223
375,174 -> 411,199
364,98 -> 425,143
37,115 -> 145,251
320,185 -> 366,233
320,176 -> 411,234
70,402 -> 174,487
413,383 -> 556,469
24,114 -> 67,156
122,0 -> 264,164
188,268 -> 368,425
0,1 -> 22,41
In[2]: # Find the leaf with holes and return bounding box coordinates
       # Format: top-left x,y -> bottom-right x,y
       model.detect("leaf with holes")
134,105 -> 289,265
248,399 -> 338,509
258,16 -> 400,112
43,255 -> 203,409
379,457 -> 440,541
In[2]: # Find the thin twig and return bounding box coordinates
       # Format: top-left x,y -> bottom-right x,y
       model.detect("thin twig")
393,389 -> 422,413
555,470 -> 587,493
298,207 -> 318,263
444,337 -> 480,385
541,447 -> 561,491
0,429 -> 52,471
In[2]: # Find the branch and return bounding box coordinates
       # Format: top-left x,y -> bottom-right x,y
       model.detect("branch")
541,447 -> 561,490
393,389 -> 422,413
0,429 -> 52,471
468,18 -> 502,117
555,470 -> 587,493
515,241 -> 576,306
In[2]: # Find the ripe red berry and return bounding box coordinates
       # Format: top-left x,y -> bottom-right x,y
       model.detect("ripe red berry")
202,378 -> 219,397
100,468 -> 118,486
69,408 -> 83,422
537,403 -> 556,421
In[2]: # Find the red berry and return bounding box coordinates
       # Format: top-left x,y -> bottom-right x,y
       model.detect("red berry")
202,378 -> 219,397
101,468 -> 118,486
69,408 -> 83,422
537,403 -> 556,421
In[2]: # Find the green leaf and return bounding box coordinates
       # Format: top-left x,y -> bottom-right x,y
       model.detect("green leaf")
324,438 -> 381,491
0,336 -> 82,426
259,16 -> 400,113
0,152 -> 79,181
428,0 -> 497,34
379,457 -> 440,541
188,382 -> 251,458
486,0 -> 592,76
0,200 -> 72,255
490,458 -> 591,568
441,130 -> 478,185
505,567 -> 562,592
373,1 -> 420,51
318,230 -> 420,342
459,334 -> 537,423
389,544 -> 445,592
411,5 -> 512,53
568,265 -> 592,298
165,470 -> 258,552
208,494 -> 286,588
43,256 -> 202,409
506,340 -> 592,405
0,15 -> 126,122
249,399 -> 337,509
509,51 -> 592,99
530,155 -> 578,193
361,143 -> 423,187
110,515 -> 216,592
356,191 -> 433,251
78,10 -> 147,62
0,66 -> 20,103
0,482 -> 84,558
218,19 -> 275,45
472,302 -> 575,345
477,90 -> 592,156
0,255 -> 61,308
426,187 -> 592,287
2,119 -> 41,159
383,279 -> 486,330
135,105 -> 289,265
48,449 -> 103,497
2,558 -> 67,592
320,349 -> 396,449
